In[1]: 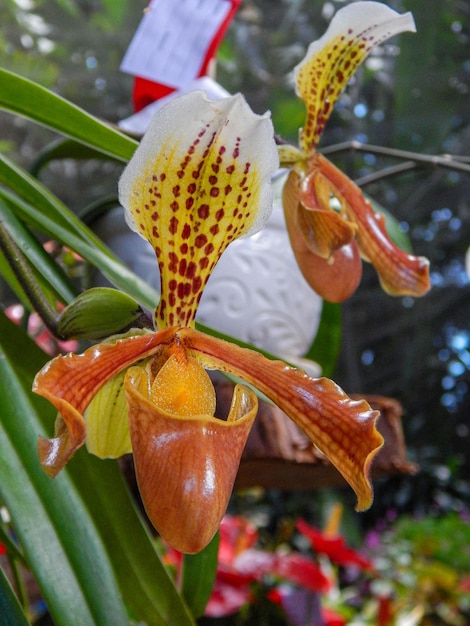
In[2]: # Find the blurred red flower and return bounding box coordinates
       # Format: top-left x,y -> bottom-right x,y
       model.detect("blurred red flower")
296,518 -> 373,571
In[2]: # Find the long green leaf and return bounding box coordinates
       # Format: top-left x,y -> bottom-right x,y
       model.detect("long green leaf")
0,314 -> 130,626
304,301 -> 342,378
31,137 -> 123,176
0,187 -> 158,310
0,312 -> 195,626
181,532 -> 220,618
0,249 -> 31,309
0,566 -> 30,626
71,456 -> 195,626
0,152 -> 160,310
0,153 -> 116,253
0,197 -> 77,304
0,68 -> 137,162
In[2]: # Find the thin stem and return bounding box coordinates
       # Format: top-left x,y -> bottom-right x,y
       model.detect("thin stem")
0,219 -> 59,333
354,161 -> 418,186
320,140 -> 470,176
8,553 -> 30,614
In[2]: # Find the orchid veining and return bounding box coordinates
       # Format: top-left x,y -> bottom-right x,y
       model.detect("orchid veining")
279,1 -> 431,302
33,91 -> 383,554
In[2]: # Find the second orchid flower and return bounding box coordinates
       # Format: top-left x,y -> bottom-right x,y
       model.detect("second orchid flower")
279,1 -> 431,302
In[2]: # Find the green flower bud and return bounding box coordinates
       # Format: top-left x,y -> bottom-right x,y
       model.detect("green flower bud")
56,288 -> 150,340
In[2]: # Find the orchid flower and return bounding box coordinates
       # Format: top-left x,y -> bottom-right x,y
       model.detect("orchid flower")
33,91 -> 383,554
279,1 -> 431,302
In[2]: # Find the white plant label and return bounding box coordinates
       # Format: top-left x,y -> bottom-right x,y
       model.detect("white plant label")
121,0 -> 232,88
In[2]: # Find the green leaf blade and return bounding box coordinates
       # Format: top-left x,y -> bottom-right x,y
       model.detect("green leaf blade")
0,68 -> 137,162
0,566 -> 30,626
0,312 -> 195,626
0,313 -> 130,626
181,532 -> 220,618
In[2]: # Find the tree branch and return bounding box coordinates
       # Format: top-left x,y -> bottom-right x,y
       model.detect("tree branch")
320,140 -> 470,179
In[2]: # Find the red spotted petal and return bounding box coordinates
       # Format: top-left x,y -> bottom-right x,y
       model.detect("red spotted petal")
119,91 -> 278,329
295,2 -> 416,153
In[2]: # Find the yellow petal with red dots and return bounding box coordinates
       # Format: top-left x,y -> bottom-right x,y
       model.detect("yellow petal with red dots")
295,2 -> 416,153
118,91 -> 279,329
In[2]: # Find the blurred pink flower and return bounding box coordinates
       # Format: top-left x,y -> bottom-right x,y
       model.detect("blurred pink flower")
5,305 -> 79,356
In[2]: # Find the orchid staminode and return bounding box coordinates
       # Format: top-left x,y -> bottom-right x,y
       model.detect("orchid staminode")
279,1 -> 431,302
33,91 -> 383,554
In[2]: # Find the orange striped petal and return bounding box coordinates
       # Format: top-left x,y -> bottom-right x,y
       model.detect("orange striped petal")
295,2 -> 416,153
283,168 -> 362,301
314,154 -> 430,296
125,364 -> 257,553
289,167 -> 356,258
33,328 -> 177,476
119,91 -> 278,329
177,328 -> 384,511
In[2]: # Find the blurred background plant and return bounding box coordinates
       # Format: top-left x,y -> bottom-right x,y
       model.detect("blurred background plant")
0,0 -> 469,624
160,509 -> 470,625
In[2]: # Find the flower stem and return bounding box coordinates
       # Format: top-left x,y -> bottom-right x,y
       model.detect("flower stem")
321,140 -> 470,178
0,219 -> 59,333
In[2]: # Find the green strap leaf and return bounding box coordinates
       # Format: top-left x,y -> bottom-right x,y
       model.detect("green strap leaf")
0,247 -> 32,309
181,531 -> 220,618
71,455 -> 195,626
0,566 -> 30,626
0,153 -> 114,252
0,315 -> 130,626
0,68 -> 137,162
0,197 -> 77,304
304,301 -> 342,378
30,137 -> 123,176
0,186 -> 158,310
0,312 -> 195,626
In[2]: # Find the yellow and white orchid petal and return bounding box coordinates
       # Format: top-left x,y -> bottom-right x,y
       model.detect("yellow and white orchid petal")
295,2 -> 416,153
118,91 -> 279,329
125,362 -> 257,554
314,154 -> 431,297
177,328 -> 384,511
33,327 -> 177,475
